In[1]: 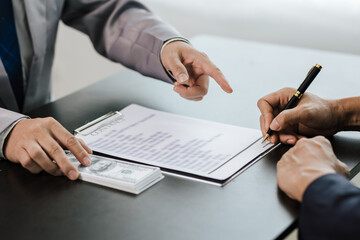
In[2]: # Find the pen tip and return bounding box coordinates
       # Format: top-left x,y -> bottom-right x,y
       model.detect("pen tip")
262,134 -> 269,143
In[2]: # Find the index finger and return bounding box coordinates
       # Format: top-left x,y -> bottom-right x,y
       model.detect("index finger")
257,89 -> 292,130
257,96 -> 276,132
50,122 -> 91,167
197,54 -> 233,93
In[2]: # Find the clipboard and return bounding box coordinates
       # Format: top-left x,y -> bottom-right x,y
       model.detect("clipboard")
74,104 -> 279,186
74,111 -> 124,136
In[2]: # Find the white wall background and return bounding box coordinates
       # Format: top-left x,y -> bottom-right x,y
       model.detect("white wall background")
51,23 -> 123,99
51,0 -> 360,98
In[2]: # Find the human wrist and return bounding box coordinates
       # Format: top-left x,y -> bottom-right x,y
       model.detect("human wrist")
336,97 -> 360,131
301,173 -> 341,202
297,170 -> 336,201
332,99 -> 346,132
0,117 -> 28,159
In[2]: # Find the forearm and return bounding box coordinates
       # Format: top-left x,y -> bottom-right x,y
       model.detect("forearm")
62,0 -> 182,83
299,174 -> 360,239
336,97 -> 360,131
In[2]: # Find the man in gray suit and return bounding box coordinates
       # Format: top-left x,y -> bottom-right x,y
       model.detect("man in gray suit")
0,0 -> 233,180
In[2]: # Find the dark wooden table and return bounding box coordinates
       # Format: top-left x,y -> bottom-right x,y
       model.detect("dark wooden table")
1,35 -> 360,239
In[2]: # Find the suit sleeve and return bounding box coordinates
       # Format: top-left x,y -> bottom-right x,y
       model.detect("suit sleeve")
299,173 -> 360,240
0,108 -> 28,159
61,0 -> 182,83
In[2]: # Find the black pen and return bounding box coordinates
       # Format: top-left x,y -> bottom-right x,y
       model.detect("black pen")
262,64 -> 322,143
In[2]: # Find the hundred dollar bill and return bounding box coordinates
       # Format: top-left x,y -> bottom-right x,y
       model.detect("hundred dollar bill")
66,152 -> 164,194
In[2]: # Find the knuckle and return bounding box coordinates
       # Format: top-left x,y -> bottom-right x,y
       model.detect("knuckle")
315,136 -> 329,144
296,138 -> 308,146
313,135 -> 324,141
20,154 -> 42,174
44,116 -> 55,123
46,165 -> 59,176
21,157 -> 33,168
210,67 -> 222,77
301,105 -> 313,117
29,122 -> 43,134
29,167 -> 42,174
49,145 -> 62,156
257,98 -> 264,107
311,136 -> 328,147
66,136 -> 78,147
29,148 -> 43,159
44,117 -> 57,127
76,149 -> 88,160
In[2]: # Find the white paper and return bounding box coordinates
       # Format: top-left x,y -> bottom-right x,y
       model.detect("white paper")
77,104 -> 274,180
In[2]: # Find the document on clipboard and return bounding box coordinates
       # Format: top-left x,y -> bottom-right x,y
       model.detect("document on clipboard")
74,104 -> 277,186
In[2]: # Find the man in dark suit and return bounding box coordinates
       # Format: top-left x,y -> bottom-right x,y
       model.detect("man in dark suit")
257,88 -> 360,239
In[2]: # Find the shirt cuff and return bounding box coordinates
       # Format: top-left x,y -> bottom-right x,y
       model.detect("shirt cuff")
160,37 -> 191,83
0,117 -> 28,159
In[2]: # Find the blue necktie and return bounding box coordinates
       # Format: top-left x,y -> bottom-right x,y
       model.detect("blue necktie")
0,0 -> 24,110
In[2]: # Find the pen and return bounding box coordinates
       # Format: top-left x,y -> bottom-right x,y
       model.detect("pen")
262,64 -> 322,143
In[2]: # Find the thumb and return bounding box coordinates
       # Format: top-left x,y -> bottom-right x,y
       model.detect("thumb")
168,58 -> 189,83
270,108 -> 302,131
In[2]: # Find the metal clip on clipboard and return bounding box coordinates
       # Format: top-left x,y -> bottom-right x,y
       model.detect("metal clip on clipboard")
74,111 -> 124,136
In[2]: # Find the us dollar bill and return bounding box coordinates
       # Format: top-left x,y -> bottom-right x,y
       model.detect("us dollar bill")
66,152 -> 164,194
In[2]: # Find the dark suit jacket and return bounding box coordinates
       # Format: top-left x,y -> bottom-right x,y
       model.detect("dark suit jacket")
299,174 -> 360,239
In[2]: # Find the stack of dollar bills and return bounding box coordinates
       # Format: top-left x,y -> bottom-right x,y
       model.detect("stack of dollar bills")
66,152 -> 164,194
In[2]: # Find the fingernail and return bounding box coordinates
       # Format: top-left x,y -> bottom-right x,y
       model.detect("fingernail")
68,170 -> 79,180
287,139 -> 295,145
270,119 -> 280,131
174,82 -> 180,86
178,73 -> 188,82
83,157 -> 91,166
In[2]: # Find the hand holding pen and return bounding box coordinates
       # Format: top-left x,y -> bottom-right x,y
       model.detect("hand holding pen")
257,64 -> 333,144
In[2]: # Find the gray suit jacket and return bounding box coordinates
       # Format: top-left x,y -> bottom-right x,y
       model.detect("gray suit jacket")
0,0 -> 180,148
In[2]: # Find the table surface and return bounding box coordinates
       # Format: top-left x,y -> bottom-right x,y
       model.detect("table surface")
2,35 -> 360,240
